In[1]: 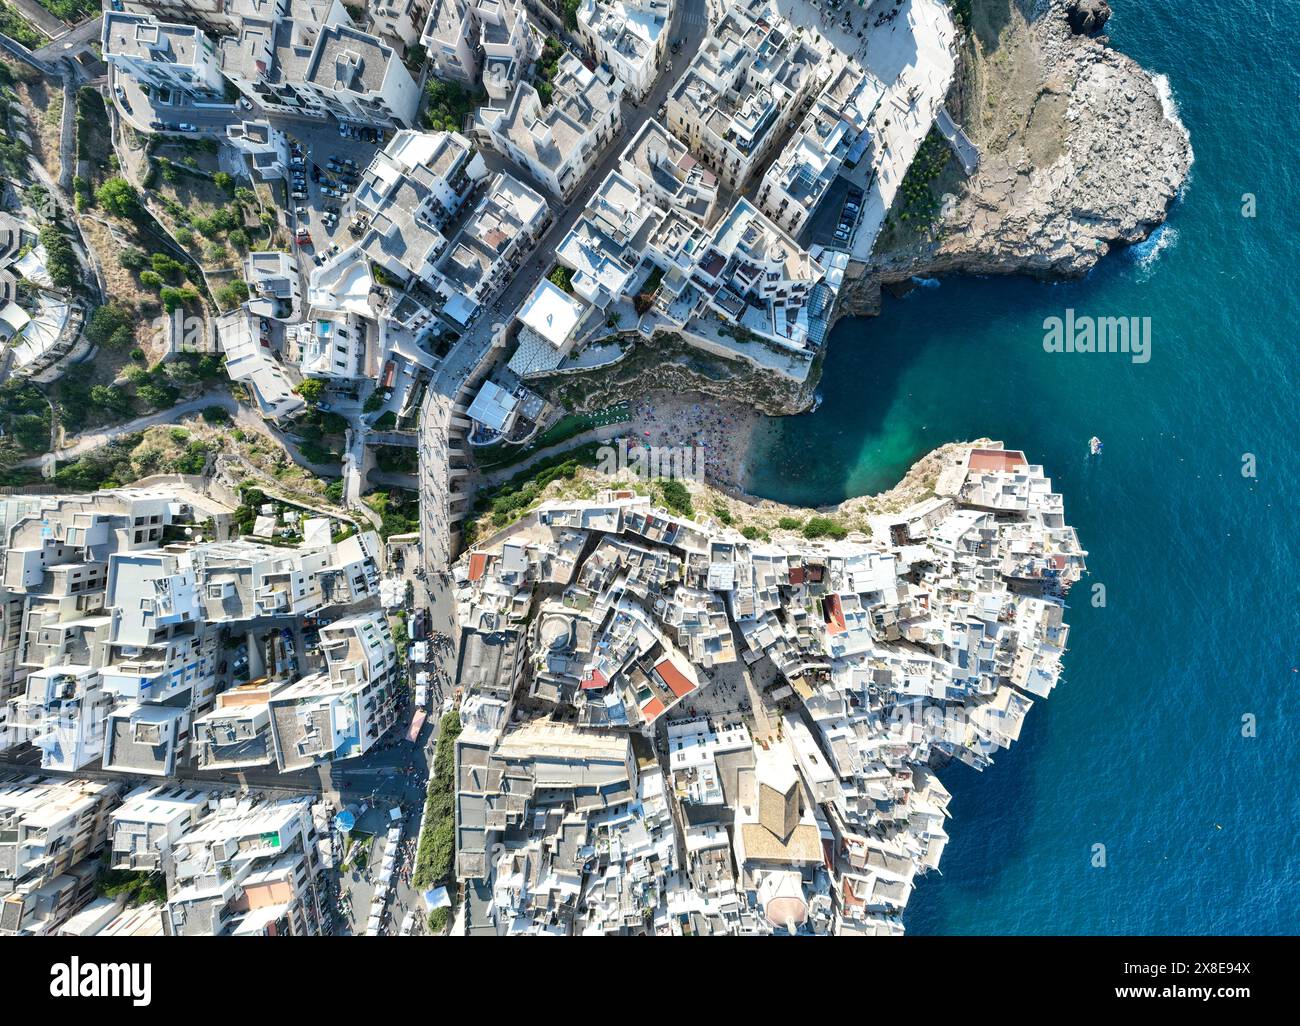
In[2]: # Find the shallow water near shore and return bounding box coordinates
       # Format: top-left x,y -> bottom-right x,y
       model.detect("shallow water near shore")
745,1 -> 1300,933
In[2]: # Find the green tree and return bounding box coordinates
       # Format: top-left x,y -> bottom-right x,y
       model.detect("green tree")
215,280 -> 248,308
38,225 -> 78,289
295,378 -> 326,404
658,478 -> 693,517
95,176 -> 140,219
135,382 -> 177,410
85,305 -> 134,348
160,286 -> 198,312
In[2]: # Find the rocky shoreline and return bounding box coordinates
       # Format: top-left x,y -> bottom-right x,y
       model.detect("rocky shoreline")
840,0 -> 1193,319
506,1 -> 1194,480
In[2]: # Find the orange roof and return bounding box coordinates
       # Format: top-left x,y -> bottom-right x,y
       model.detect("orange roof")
467,552 -> 488,581
641,697 -> 666,721
823,594 -> 847,636
968,448 -> 1027,473
654,659 -> 696,699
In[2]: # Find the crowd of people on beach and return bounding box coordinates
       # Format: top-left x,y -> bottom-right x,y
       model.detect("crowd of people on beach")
630,396 -> 757,491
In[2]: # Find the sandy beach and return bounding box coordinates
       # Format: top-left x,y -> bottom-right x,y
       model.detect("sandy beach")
628,392 -> 768,492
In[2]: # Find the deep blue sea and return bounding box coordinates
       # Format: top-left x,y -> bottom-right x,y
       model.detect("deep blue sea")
747,0 -> 1300,933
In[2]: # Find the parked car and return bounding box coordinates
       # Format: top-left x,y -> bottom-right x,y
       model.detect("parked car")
178,122 -> 197,132
238,97 -> 253,111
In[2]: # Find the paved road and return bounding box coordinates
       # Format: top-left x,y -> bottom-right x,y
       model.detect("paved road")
16,391 -> 233,467
32,14 -> 100,61
416,0 -> 711,573
20,390 -> 351,489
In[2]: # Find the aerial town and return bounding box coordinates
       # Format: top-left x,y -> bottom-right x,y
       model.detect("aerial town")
0,0 -> 1088,937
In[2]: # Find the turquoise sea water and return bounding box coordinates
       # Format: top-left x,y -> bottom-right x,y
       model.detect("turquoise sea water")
746,1 -> 1300,933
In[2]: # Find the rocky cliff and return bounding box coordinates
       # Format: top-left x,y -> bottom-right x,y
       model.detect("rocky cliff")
858,0 -> 1192,301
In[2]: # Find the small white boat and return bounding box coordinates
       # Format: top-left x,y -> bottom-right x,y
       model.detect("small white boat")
1089,436 -> 1104,456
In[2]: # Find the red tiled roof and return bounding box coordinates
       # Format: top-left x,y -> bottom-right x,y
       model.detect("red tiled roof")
823,594 -> 847,635
654,659 -> 696,699
789,567 -> 806,585
642,697 -> 666,721
468,552 -> 488,581
968,448 -> 1027,473
580,668 -> 609,691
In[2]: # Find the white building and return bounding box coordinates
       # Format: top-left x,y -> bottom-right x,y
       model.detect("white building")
110,784 -> 210,873
226,120 -> 292,182
102,12 -> 225,98
266,611 -> 399,770
369,0 -> 427,52
756,65 -> 883,237
423,0 -> 536,101
298,311 -> 368,380
552,169 -> 656,310
216,308 -> 305,421
506,277 -> 591,376
0,777 -> 122,936
690,197 -> 837,353
577,0 -> 671,100
218,0 -> 420,128
479,52 -> 624,201
310,129 -> 547,346
432,170 -> 550,327
162,794 -> 326,936
245,250 -> 302,321
665,0 -> 826,191
1,488 -> 392,775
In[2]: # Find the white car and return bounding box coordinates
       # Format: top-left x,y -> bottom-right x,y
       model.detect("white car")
238,97 -> 252,111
